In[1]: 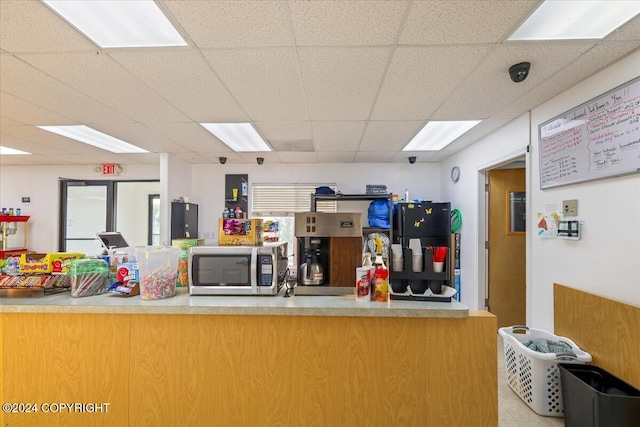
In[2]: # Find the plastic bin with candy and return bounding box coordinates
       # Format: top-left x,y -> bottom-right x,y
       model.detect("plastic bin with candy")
135,247 -> 180,300
69,258 -> 110,297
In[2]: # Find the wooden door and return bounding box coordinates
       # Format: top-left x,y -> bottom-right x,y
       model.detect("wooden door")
488,168 -> 526,328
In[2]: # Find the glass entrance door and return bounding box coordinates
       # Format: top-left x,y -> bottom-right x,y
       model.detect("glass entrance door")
60,181 -> 113,254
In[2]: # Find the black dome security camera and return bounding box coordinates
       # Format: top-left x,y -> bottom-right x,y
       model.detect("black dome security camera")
256,157 -> 264,165
219,156 -> 227,164
509,62 -> 530,83
408,156 -> 416,164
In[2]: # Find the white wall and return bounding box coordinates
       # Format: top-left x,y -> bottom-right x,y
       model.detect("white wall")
116,181 -> 160,246
0,164 -> 159,252
191,162 -> 441,243
441,115 -> 530,311
529,51 -> 640,330
160,154 -> 192,246
443,49 -> 640,331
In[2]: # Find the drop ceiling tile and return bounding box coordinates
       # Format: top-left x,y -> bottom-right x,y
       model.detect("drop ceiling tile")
299,47 -> 391,120
0,131 -> 70,155
606,15 -> 640,41
145,123 -> 232,152
0,0 -> 96,53
0,115 -> 25,126
370,45 -> 493,121
0,54 -> 138,124
237,152 -> 281,164
162,0 -> 294,48
198,152 -> 247,164
390,152 -> 437,163
0,92 -> 76,125
103,153 -> 161,165
16,52 -> 190,123
360,121 -> 425,151
312,121 -> 366,152
276,151 -> 318,163
91,123 -> 190,153
289,1 -> 408,46
400,1 -> 539,45
108,49 -> 248,122
432,42 -> 595,120
202,48 -> 308,121
1,126 -> 104,154
0,155 -> 39,166
253,121 -> 313,142
170,152 -> 212,164
20,154 -> 98,165
353,152 -> 395,163
316,152 -> 356,163
492,41 -> 640,120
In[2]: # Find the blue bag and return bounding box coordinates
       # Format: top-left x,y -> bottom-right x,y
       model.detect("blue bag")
368,199 -> 391,228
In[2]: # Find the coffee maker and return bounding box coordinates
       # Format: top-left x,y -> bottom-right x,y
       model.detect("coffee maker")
297,237 -> 328,286
294,212 -> 362,295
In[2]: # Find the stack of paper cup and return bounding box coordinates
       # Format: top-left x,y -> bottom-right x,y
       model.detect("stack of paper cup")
409,240 -> 423,272
391,244 -> 403,272
412,250 -> 423,272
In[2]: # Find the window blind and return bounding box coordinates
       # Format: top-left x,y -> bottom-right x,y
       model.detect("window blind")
251,184 -> 337,216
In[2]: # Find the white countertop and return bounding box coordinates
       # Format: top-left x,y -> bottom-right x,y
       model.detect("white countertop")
0,287 -> 469,318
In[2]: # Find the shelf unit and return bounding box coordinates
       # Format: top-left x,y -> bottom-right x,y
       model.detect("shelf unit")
310,193 -> 393,238
0,215 -> 30,258
310,192 -> 394,264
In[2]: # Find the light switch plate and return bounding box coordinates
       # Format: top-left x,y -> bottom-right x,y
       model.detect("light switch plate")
563,199 -> 578,216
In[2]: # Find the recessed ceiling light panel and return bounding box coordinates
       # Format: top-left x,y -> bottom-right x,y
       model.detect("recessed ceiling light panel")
509,1 -> 640,40
402,121 -> 482,151
42,0 -> 187,48
38,125 -> 148,153
200,123 -> 272,152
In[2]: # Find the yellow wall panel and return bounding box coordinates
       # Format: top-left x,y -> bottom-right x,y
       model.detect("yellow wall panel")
554,284 -> 640,389
1,313 -> 130,427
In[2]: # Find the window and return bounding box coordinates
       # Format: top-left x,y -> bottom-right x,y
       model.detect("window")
251,184 -> 336,269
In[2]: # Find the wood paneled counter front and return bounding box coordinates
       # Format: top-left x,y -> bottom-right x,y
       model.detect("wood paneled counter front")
0,289 -> 497,427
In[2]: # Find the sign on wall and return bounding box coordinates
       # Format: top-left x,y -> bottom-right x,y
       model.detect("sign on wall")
538,76 -> 640,189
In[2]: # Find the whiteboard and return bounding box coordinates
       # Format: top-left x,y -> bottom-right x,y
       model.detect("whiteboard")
539,76 -> 640,189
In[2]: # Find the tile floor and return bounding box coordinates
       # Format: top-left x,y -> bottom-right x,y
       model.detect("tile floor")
497,334 -> 565,427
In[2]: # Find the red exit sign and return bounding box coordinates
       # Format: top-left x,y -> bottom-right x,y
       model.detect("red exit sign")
101,164 -> 118,175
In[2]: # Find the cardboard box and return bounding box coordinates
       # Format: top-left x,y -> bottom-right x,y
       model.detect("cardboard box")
116,262 -> 139,284
171,238 -> 204,249
19,252 -> 84,274
218,218 -> 263,246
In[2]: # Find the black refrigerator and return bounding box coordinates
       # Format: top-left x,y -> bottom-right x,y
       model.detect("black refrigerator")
390,202 -> 451,296
393,201 -> 451,247
171,202 -> 198,239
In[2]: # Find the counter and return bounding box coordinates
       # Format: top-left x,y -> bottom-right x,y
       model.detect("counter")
1,288 -> 497,426
0,287 -> 469,317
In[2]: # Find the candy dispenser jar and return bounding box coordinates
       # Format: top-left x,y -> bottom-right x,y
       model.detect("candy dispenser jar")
135,247 -> 180,300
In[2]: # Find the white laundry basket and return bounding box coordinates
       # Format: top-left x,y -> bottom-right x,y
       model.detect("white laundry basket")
498,325 -> 592,417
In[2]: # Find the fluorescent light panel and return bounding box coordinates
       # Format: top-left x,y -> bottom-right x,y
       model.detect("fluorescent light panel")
38,125 -> 148,154
403,121 -> 482,151
41,0 -> 187,48
0,146 -> 30,155
200,123 -> 272,152
509,1 -> 640,40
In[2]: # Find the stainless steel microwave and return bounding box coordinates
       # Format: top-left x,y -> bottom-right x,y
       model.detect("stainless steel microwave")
188,243 -> 288,295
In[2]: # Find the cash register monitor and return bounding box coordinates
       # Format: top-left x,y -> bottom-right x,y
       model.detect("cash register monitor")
97,232 -> 130,251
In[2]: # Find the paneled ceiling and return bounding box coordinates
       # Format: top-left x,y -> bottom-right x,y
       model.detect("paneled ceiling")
1,0 -> 639,166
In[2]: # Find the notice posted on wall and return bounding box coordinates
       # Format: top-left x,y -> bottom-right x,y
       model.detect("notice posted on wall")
538,76 -> 640,189
536,212 -> 561,237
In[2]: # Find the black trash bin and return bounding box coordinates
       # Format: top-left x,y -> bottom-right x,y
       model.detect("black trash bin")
559,363 -> 640,427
